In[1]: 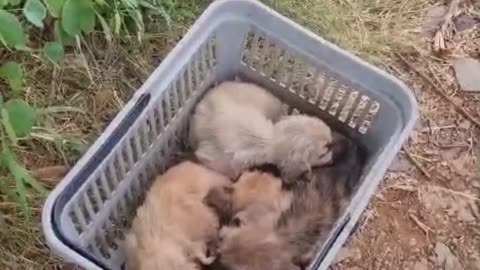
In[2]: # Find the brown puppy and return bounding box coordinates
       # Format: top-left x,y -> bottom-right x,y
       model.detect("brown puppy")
125,161 -> 231,270
214,136 -> 365,270
204,170 -> 292,227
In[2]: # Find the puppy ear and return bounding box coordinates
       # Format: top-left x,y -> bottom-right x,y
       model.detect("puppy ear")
204,186 -> 233,224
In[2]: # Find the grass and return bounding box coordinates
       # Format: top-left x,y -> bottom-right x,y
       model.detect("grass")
1,0 -> 478,268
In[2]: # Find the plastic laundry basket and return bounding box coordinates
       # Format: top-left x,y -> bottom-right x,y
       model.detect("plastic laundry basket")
42,0 -> 418,269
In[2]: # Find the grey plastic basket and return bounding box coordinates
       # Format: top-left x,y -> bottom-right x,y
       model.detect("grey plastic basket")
41,0 -> 418,269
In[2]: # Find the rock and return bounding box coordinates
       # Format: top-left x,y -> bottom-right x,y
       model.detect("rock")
413,258 -> 429,270
422,5 -> 447,39
434,242 -> 464,270
454,15 -> 479,32
453,58 -> 480,92
388,154 -> 412,172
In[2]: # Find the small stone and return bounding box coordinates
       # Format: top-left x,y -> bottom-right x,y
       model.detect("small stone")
453,58 -> 480,92
434,242 -> 464,270
454,15 -> 479,32
389,154 -> 412,172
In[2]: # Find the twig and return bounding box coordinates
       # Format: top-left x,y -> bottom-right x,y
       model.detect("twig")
432,185 -> 480,202
433,0 -> 462,52
403,146 -> 432,179
409,213 -> 433,235
395,53 -> 480,128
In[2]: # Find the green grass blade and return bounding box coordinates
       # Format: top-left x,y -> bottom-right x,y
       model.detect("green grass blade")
0,148 -> 31,221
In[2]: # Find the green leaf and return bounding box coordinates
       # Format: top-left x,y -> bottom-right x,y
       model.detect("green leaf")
44,0 -> 64,17
0,0 -> 8,7
2,108 -> 18,145
0,62 -> 23,94
61,0 -> 95,36
0,10 -> 26,48
23,0 -> 47,28
4,99 -> 36,137
96,12 -> 112,42
42,41 -> 64,64
0,177 -> 19,203
112,11 -> 122,35
54,20 -> 75,46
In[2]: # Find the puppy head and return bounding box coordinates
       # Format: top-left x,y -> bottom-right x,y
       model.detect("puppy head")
231,171 -> 288,214
218,224 -> 299,270
273,115 -> 333,183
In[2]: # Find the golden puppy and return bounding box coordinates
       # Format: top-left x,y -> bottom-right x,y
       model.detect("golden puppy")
189,81 -> 284,178
204,170 -> 292,227
125,161 -> 231,270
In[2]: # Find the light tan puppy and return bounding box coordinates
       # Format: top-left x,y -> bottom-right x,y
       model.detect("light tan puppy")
189,81 -> 284,178
125,161 -> 231,270
190,81 -> 333,183
272,114 -> 333,184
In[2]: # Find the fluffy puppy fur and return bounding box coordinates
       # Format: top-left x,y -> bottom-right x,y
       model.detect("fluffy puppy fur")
190,81 -> 333,183
212,136 -> 365,270
190,81 -> 284,179
204,170 -> 292,227
125,161 -> 231,270
272,114 -> 333,184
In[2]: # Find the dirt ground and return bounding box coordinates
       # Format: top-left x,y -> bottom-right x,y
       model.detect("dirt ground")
0,0 -> 478,269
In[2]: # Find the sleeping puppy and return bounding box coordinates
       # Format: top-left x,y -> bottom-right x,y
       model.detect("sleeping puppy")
277,136 -> 365,267
213,136 -> 365,270
125,161 -> 231,270
189,81 -> 284,179
190,81 -> 333,184
272,114 -> 333,185
204,169 -> 292,227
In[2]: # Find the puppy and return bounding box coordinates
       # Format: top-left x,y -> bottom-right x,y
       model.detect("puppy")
191,81 -> 333,184
125,161 -> 231,270
215,222 -> 300,270
214,136 -> 365,270
272,114 -> 333,184
276,136 -> 365,268
190,81 -> 284,179
204,170 -> 292,227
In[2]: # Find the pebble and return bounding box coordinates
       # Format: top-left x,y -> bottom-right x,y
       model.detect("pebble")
453,58 -> 480,92
434,242 -> 464,270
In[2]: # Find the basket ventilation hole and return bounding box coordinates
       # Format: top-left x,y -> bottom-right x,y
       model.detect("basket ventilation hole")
87,184 -> 101,213
328,86 -> 347,116
319,78 -> 337,110
348,95 -> 370,128
358,100 -> 380,134
68,209 -> 83,234
338,91 -> 359,122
